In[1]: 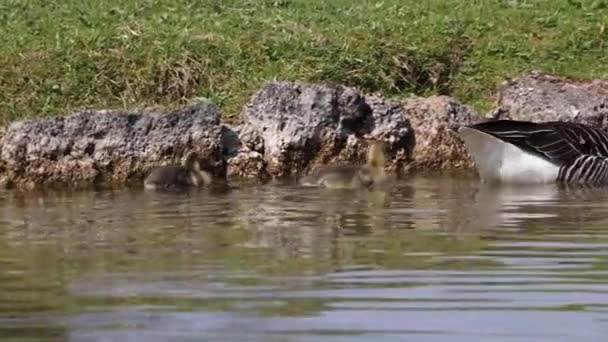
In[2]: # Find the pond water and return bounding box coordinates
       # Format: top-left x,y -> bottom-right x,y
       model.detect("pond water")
1,173 -> 608,342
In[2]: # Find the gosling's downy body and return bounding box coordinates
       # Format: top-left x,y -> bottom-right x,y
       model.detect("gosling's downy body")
300,165 -> 376,189
144,152 -> 212,191
300,141 -> 387,189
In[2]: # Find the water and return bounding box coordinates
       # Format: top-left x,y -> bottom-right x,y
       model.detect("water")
1,174 -> 608,341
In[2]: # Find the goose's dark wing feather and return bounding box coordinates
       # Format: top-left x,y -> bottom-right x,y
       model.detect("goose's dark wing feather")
554,122 -> 608,157
466,120 -> 608,165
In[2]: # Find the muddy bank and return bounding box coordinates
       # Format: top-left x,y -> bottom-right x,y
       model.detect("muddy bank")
2,71 -> 605,189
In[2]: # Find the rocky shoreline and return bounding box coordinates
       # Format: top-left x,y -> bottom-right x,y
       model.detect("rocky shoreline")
2,71 -> 608,190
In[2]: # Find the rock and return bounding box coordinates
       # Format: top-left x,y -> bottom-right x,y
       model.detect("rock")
226,150 -> 269,182
404,95 -> 480,170
238,82 -> 415,179
496,71 -> 608,126
0,81 -> 485,190
0,102 -> 235,189
364,94 -> 416,174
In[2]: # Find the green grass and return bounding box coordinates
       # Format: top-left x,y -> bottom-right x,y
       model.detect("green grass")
1,0 -> 608,125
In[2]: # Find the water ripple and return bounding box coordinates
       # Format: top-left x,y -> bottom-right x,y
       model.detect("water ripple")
1,176 -> 608,341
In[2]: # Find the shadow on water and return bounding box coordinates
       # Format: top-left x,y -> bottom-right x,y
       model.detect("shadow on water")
1,174 -> 608,341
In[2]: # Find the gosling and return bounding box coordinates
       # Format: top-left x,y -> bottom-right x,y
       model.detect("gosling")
299,141 -> 387,189
144,152 -> 212,191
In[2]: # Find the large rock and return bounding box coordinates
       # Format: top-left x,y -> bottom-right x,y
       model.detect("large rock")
495,71 -> 608,126
0,102 -> 237,189
237,82 -> 415,179
405,95 -> 479,169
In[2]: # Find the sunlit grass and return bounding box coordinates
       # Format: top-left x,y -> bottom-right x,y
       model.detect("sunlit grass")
1,0 -> 607,125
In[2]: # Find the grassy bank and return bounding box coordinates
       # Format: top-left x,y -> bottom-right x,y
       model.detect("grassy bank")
1,0 -> 607,125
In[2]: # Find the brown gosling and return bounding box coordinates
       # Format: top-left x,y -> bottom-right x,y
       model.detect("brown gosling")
299,141 -> 387,189
144,152 -> 213,191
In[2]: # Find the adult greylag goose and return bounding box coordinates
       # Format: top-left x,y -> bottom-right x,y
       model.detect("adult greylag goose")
457,120 -> 608,185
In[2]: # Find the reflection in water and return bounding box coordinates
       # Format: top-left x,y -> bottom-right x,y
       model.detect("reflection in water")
1,175 -> 608,341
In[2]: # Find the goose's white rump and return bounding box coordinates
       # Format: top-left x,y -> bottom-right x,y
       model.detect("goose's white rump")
458,126 -> 559,184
